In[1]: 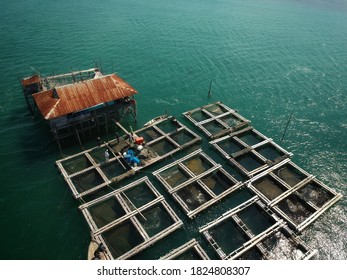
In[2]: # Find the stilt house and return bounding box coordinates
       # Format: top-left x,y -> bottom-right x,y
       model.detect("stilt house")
20,68 -> 138,145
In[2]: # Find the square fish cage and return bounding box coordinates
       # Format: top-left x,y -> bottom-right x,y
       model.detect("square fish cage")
234,224 -> 317,260
56,116 -> 201,199
56,144 -> 135,199
200,197 -> 287,260
247,160 -> 343,232
160,239 -> 210,260
79,177 -> 183,260
132,116 -> 202,168
183,102 -> 250,139
210,126 -> 292,177
153,149 -> 242,218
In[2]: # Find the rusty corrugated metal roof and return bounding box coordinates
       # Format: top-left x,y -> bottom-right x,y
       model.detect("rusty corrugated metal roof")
32,74 -> 138,120
21,75 -> 40,87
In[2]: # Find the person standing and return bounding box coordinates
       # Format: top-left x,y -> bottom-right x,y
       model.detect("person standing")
105,149 -> 110,162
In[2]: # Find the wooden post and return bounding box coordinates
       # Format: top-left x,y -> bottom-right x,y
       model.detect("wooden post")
88,117 -> 92,136
72,71 -> 76,83
19,76 -> 35,116
79,71 -> 83,81
25,94 -> 34,116
208,80 -> 212,98
54,129 -> 63,157
75,129 -> 83,149
280,113 -> 294,142
80,120 -> 85,138
105,113 -> 108,136
96,114 -> 100,134
99,58 -> 103,74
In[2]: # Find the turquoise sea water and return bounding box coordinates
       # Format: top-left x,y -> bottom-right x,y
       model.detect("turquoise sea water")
0,0 -> 346,259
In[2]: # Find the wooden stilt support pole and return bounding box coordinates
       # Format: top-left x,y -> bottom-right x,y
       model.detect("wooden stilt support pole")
25,95 -> 34,116
19,76 -> 35,116
96,115 -> 100,134
55,130 -> 63,158
81,121 -> 85,138
71,68 -> 76,83
88,118 -> 92,136
75,129 -> 83,149
105,113 -> 108,136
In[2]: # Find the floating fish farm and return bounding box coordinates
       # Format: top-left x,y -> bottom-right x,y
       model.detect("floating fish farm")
55,101 -> 342,260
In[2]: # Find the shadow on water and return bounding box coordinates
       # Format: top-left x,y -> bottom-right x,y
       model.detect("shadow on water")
16,117 -> 58,163
15,108 -> 138,163
1,105 -> 56,160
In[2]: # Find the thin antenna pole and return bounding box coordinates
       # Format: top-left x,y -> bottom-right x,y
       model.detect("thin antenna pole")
280,113 -> 294,142
208,80 -> 212,98
99,58 -> 103,73
71,67 -> 76,83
